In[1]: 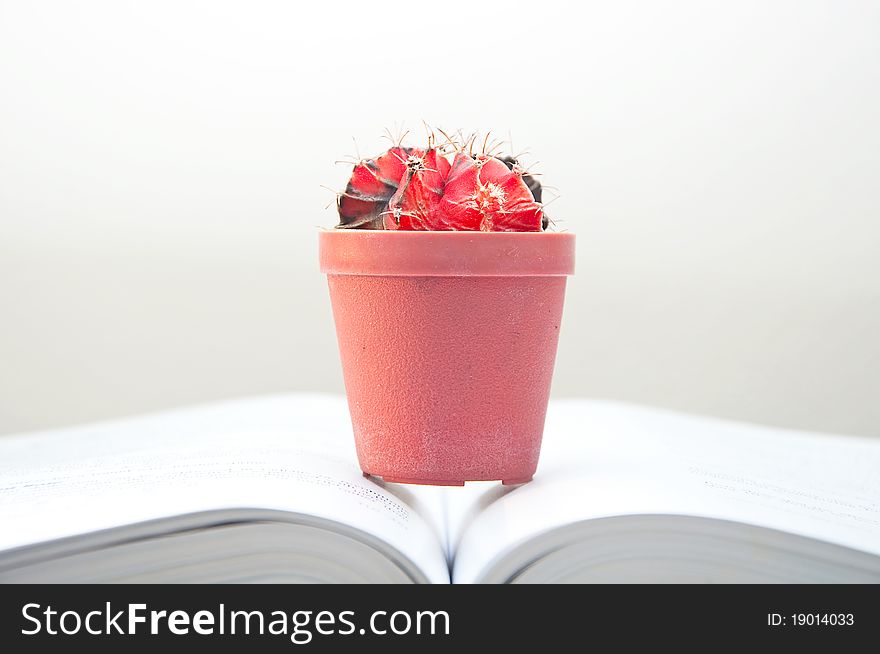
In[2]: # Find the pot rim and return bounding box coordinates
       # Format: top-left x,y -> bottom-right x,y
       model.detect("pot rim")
319,229 -> 575,277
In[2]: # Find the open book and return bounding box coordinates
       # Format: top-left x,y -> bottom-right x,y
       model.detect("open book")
1,395 -> 878,583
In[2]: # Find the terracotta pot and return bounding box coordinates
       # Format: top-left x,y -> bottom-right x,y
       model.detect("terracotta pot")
319,230 -> 575,486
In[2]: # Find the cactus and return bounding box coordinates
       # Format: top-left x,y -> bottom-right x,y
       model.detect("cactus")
335,132 -> 546,232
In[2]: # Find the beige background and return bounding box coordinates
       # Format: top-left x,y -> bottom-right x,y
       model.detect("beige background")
1,1 -> 878,437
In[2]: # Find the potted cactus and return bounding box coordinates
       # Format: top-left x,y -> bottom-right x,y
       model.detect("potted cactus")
319,131 -> 575,485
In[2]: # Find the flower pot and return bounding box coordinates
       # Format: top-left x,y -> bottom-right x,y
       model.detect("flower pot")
319,230 -> 575,486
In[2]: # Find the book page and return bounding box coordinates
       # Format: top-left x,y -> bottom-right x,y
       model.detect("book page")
452,399 -> 880,582
0,394 -> 449,583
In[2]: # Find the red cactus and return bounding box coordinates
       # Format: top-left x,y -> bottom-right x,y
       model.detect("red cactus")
335,134 -> 545,232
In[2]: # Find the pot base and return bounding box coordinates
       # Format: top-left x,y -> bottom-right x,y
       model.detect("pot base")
364,472 -> 533,487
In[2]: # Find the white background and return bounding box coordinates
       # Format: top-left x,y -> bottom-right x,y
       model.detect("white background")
1,0 -> 878,436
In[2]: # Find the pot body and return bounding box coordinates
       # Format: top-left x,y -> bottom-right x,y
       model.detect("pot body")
320,230 -> 574,485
